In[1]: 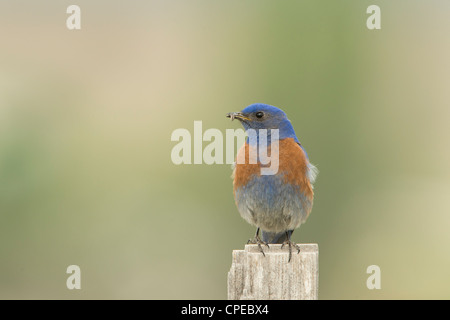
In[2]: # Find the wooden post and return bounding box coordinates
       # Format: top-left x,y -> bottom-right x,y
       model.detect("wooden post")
227,243 -> 319,300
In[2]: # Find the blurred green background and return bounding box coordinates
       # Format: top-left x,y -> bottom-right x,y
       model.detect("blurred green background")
1,0 -> 450,299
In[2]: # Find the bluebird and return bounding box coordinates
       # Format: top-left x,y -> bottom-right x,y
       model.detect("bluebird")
226,103 -> 318,261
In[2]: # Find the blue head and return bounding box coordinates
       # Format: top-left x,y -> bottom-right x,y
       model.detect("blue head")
226,103 -> 300,144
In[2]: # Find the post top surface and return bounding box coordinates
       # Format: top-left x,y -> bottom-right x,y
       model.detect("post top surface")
234,243 -> 318,254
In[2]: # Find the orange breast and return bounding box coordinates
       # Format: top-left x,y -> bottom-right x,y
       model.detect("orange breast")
233,138 -> 314,200
233,143 -> 260,190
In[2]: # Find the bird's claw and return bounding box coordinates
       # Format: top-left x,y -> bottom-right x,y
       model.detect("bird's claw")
281,240 -> 301,262
247,235 -> 270,257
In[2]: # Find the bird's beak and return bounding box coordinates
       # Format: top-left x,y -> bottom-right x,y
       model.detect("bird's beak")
226,112 -> 251,121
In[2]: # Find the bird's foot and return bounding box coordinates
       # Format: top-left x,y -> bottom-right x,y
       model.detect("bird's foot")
247,235 -> 270,257
281,240 -> 301,262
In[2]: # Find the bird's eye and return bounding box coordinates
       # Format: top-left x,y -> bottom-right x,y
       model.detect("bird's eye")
255,112 -> 264,119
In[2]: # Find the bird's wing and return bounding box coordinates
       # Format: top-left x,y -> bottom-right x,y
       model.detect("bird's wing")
297,142 -> 318,184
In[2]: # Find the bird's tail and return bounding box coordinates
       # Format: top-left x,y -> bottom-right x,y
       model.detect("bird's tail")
261,230 -> 294,244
